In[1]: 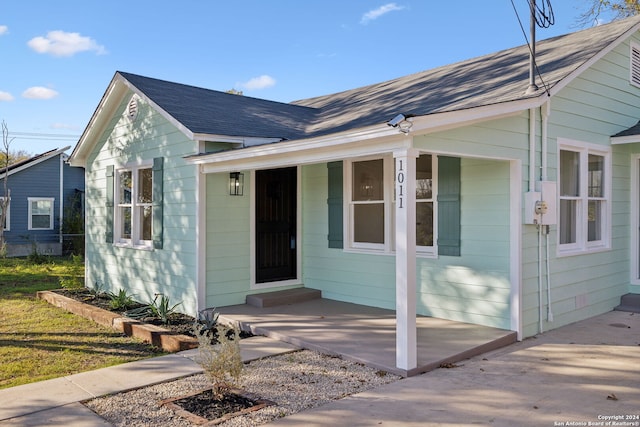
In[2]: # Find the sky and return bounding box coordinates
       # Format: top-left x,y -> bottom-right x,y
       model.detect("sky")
0,1 -> 607,156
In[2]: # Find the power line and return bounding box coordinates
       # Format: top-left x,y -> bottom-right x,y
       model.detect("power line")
10,131 -> 80,142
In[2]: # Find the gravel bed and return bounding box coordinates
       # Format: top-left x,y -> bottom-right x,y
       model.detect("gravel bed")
85,349 -> 401,426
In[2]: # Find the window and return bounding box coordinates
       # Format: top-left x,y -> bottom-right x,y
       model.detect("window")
351,159 -> 386,248
416,154 -> 434,248
115,164 -> 153,247
0,197 -> 9,231
347,154 -> 437,254
28,198 -> 54,230
558,141 -> 610,254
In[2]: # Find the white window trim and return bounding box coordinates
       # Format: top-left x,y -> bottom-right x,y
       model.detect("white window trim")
0,197 -> 9,231
344,153 -> 437,256
114,161 -> 154,249
416,154 -> 437,257
345,156 -> 394,253
557,139 -> 611,257
28,197 -> 54,230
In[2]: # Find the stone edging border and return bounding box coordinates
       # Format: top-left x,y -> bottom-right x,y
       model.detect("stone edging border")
36,290 -> 198,352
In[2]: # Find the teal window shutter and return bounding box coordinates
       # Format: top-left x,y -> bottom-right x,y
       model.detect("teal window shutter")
327,161 -> 343,249
437,156 -> 461,256
152,157 -> 164,249
105,165 -> 114,243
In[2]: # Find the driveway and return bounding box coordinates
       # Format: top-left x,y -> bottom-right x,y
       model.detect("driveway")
268,310 -> 640,426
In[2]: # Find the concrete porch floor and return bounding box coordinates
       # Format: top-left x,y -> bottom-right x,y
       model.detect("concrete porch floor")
217,297 -> 517,377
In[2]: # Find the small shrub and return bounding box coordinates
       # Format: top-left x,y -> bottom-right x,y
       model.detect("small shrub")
195,307 -> 220,334
27,242 -> 49,264
125,293 -> 181,324
194,323 -> 243,399
108,289 -> 136,311
149,294 -> 181,324
58,275 -> 83,289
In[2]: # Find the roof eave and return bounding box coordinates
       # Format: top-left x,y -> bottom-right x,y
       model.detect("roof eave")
0,146 -> 72,179
69,74 -> 128,167
185,96 -> 546,173
611,134 -> 640,144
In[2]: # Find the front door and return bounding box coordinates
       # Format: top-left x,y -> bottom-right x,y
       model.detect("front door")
255,167 -> 297,283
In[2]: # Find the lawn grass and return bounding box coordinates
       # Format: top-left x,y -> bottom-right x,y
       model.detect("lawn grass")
0,256 -> 165,389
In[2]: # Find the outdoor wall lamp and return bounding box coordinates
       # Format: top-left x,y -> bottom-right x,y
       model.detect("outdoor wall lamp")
387,113 -> 414,134
229,172 -> 244,196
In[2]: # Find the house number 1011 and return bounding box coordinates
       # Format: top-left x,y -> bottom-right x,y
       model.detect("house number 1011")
397,159 -> 405,209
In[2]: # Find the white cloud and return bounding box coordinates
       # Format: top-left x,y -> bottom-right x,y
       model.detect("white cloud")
361,3 -> 405,24
27,30 -> 106,57
22,86 -> 59,100
0,25 -> 8,35
239,75 -> 276,91
0,91 -> 14,101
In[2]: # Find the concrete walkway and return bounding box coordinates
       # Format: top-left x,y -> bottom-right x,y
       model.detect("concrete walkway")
1,311 -> 638,426
0,336 -> 298,426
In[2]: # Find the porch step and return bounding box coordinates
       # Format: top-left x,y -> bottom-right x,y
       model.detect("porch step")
246,288 -> 321,308
614,293 -> 640,313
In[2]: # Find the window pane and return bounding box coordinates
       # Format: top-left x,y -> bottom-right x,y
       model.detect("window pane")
559,199 -> 577,244
139,206 -> 152,241
416,202 -> 434,246
416,154 -> 432,199
120,207 -> 131,239
560,150 -> 579,197
354,203 -> 384,243
588,154 -> 604,197
32,215 -> 50,229
588,200 -> 602,242
31,200 -> 52,215
119,171 -> 132,204
138,168 -> 153,203
353,159 -> 383,201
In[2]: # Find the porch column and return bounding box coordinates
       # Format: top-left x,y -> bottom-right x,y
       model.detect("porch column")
394,148 -> 418,371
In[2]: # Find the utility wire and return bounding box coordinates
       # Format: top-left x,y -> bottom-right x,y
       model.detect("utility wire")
528,0 -> 555,28
510,0 -> 553,95
11,131 -> 80,142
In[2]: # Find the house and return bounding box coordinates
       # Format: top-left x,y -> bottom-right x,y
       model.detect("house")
69,16 -> 640,372
1,147 -> 85,257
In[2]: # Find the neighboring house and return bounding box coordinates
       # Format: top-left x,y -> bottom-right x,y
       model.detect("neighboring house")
70,17 -> 640,372
0,147 -> 85,257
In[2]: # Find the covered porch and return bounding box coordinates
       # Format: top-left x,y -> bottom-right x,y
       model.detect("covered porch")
217,290 -> 517,377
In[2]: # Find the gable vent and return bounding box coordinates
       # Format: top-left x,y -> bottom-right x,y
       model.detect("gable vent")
631,43 -> 640,88
127,96 -> 139,121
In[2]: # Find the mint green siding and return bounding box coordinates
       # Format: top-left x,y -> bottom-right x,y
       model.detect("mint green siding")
84,92 -> 199,316
523,37 -> 640,336
204,172 -> 252,307
301,155 -> 512,330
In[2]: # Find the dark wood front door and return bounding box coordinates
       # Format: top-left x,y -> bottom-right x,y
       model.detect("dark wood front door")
255,167 -> 297,283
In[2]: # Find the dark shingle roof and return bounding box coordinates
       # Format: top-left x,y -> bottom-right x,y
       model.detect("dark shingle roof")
119,72 -> 317,140
120,16 -> 640,141
613,119 -> 640,137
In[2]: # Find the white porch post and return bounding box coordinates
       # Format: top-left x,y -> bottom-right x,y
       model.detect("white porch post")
394,148 -> 418,371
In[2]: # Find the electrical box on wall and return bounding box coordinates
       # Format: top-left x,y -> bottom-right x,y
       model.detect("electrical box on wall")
524,191 -> 541,224
524,182 -> 557,225
536,181 -> 557,225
